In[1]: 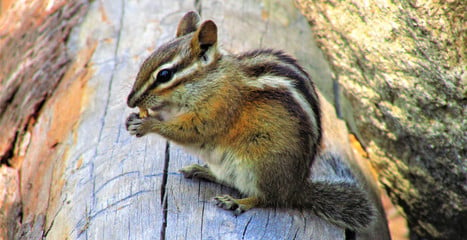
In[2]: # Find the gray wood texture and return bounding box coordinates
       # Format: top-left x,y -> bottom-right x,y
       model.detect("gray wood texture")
14,0 -> 387,239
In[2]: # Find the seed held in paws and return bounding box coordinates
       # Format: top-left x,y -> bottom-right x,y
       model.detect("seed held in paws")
139,107 -> 149,118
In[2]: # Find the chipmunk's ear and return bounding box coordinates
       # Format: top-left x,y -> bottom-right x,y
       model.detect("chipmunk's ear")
176,11 -> 200,37
192,20 -> 217,52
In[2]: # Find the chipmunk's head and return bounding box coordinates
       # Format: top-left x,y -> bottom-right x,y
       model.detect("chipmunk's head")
127,11 -> 219,118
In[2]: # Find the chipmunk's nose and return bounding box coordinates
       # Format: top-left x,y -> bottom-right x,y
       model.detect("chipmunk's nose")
127,91 -> 137,108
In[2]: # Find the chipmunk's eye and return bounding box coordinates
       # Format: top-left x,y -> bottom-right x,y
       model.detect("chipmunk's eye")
156,69 -> 173,83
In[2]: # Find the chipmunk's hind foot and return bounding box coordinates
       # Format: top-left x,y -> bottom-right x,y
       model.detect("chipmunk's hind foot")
214,195 -> 260,216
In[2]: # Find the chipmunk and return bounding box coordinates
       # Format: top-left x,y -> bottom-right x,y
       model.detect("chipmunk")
126,11 -> 374,231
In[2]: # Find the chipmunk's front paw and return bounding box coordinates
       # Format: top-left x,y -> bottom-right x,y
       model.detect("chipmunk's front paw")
125,113 -> 156,137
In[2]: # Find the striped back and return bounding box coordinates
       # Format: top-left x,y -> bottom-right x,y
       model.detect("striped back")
237,49 -> 322,152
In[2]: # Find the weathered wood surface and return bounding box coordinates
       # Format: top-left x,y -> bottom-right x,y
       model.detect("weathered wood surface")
0,0 -> 87,165
0,165 -> 20,239
0,1 -> 88,239
3,0 -> 390,239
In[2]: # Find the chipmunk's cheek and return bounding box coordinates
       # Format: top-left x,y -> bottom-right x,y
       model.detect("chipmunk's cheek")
139,107 -> 149,118
146,108 -> 164,121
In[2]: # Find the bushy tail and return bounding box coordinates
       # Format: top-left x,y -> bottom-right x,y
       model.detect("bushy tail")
299,153 -> 375,231
304,181 -> 375,231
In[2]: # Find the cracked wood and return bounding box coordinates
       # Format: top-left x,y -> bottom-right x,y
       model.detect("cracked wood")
7,0 -> 389,239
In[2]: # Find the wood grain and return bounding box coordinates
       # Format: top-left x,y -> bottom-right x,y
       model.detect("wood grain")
9,0 -> 389,239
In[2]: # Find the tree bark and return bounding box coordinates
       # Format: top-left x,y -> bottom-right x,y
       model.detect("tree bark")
0,0 -> 88,166
0,0 -> 88,238
296,0 -> 466,239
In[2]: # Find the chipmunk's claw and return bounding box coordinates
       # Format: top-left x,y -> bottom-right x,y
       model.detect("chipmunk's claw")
214,195 -> 246,216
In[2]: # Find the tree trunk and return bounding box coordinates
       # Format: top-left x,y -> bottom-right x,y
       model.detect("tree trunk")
0,0 -> 89,238
296,0 -> 466,239
1,0 -> 391,239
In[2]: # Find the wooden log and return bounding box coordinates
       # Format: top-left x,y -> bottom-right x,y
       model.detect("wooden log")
0,166 -> 21,239
0,0 -> 88,166
4,0 -> 390,239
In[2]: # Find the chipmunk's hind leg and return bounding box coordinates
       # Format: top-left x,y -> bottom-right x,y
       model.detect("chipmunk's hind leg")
180,164 -> 261,215
214,195 -> 261,215
179,164 -> 218,183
